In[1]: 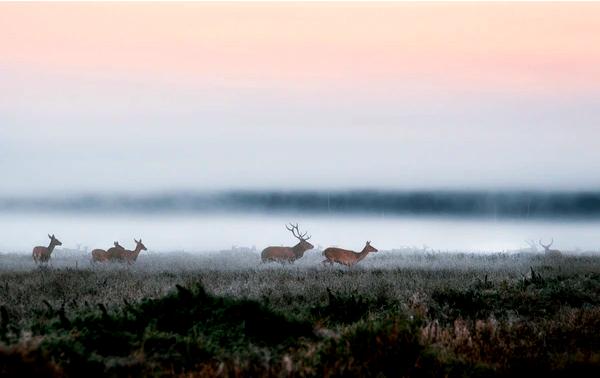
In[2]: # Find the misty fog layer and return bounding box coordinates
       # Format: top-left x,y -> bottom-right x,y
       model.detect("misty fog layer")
2,89 -> 600,194
1,213 -> 599,253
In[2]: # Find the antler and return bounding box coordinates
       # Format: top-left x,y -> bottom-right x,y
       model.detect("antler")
539,238 -> 554,249
286,223 -> 300,239
286,223 -> 311,241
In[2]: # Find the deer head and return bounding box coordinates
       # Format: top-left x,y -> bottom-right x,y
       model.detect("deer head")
286,223 -> 314,250
48,234 -> 62,247
364,241 -> 378,253
134,238 -> 147,252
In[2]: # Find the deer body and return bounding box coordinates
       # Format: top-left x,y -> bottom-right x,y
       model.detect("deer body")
322,241 -> 378,267
261,242 -> 312,263
91,242 -> 124,263
105,239 -> 147,264
261,224 -> 313,263
539,239 -> 561,257
32,234 -> 62,263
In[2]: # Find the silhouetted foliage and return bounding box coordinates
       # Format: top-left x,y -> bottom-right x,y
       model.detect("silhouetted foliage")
24,281 -> 314,375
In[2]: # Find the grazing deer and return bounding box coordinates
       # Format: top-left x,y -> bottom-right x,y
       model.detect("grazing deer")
91,242 -> 124,263
539,239 -> 562,257
106,238 -> 147,264
32,234 -> 62,263
261,223 -> 314,263
322,241 -> 378,267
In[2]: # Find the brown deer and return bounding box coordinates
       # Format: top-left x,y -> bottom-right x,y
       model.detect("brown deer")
106,238 -> 147,264
91,241 -> 124,263
539,239 -> 562,257
322,241 -> 378,267
32,234 -> 62,263
261,223 -> 314,263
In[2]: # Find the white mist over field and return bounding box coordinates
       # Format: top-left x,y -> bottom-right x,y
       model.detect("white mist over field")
1,213 -> 599,254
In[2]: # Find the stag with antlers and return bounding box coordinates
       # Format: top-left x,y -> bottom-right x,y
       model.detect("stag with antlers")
261,223 -> 314,263
32,234 -> 62,263
539,239 -> 562,257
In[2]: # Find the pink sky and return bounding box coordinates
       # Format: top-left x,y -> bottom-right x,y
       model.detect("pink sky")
2,3 -> 600,193
2,3 -> 600,96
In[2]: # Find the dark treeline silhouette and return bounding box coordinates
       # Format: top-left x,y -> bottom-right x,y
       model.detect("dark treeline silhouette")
3,190 -> 600,219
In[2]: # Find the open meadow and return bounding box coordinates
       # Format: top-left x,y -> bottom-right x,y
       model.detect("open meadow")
1,249 -> 599,377
5,1 -> 600,377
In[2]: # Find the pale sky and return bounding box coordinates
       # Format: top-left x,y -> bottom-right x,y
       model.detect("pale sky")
1,3 -> 600,194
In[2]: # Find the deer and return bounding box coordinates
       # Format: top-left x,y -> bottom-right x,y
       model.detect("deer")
261,223 -> 314,263
91,241 -> 125,263
106,238 -> 147,264
322,241 -> 378,267
32,234 -> 62,263
539,239 -> 562,257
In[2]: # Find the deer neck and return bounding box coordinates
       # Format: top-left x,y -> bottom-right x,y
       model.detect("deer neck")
47,241 -> 58,254
355,246 -> 371,262
292,242 -> 307,257
130,245 -> 143,260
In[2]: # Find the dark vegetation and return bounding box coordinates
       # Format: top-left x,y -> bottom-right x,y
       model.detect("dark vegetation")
6,190 -> 600,219
0,251 -> 599,376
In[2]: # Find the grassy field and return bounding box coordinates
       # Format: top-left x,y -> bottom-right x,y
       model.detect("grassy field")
1,249 -> 599,377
